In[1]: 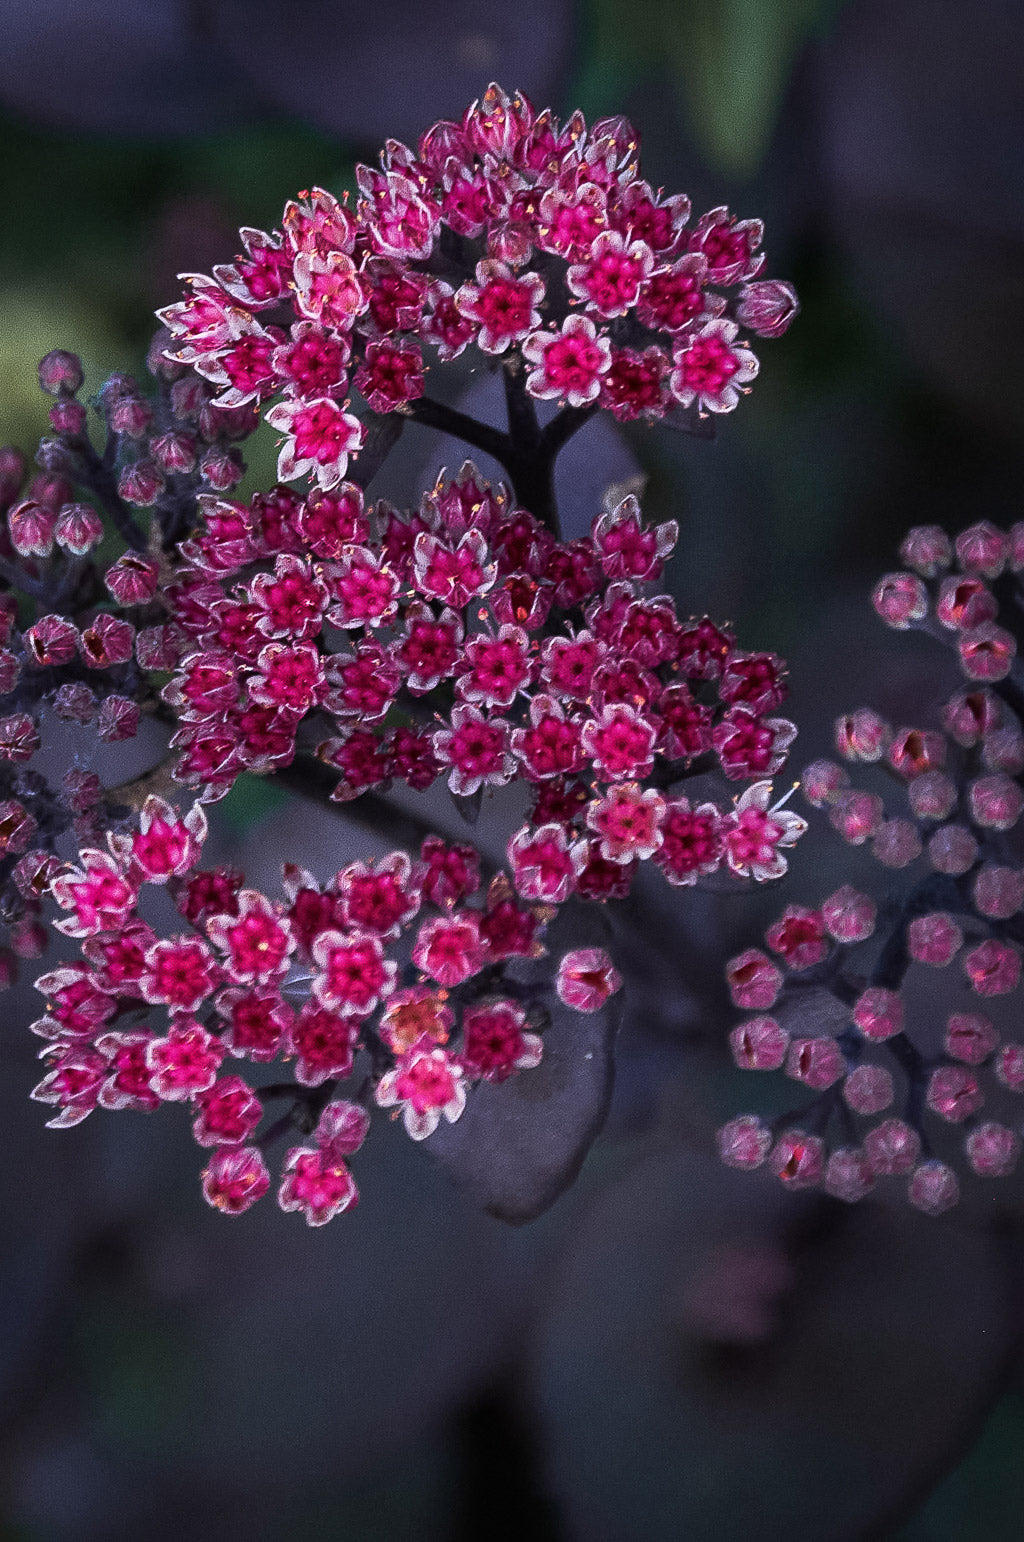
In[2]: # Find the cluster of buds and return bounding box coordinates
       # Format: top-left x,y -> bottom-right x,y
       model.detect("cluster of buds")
31,792 -> 623,1220
158,81 -> 796,499
719,521 -> 1024,1213
1,88 -> 800,1222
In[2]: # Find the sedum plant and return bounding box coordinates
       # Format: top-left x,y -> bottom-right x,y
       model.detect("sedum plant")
0,85 -> 800,1224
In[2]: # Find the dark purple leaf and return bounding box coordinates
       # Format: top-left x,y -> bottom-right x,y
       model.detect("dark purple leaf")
429,906 -> 622,1222
531,1140 -> 1012,1540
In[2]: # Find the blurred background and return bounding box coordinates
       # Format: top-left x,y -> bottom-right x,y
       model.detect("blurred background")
2,1 -> 1024,1537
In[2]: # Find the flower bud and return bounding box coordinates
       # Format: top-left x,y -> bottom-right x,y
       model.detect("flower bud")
0,713 -> 40,762
22,614 -> 78,667
908,1161 -> 959,1214
108,393 -> 153,438
151,431 -> 197,475
926,1065 -> 982,1121
835,708 -> 889,761
801,758 -> 848,806
981,727 -> 1024,775
729,1015 -> 788,1070
52,682 -> 96,722
118,458 -> 165,507
943,688 -> 1000,745
996,1043 -> 1024,1092
54,501 -> 104,554
936,576 -> 997,630
965,1122 -> 1019,1178
872,572 -> 927,628
768,1130 -> 823,1188
735,279 -> 799,337
973,866 -> 1024,919
829,789 -> 884,844
907,770 -> 956,820
955,520 -> 1007,579
843,1064 -> 893,1114
0,446 -> 26,504
7,499 -> 55,557
726,948 -> 782,1010
29,472 -> 73,508
170,376 -> 209,420
852,986 -> 903,1041
959,622 -> 1015,681
872,819 -> 921,868
717,1115 -> 771,1169
785,1036 -> 845,1089
97,695 -> 140,742
48,400 -> 87,435
199,446 -> 245,490
927,823 -> 977,875
821,884 -> 876,942
945,1012 -> 998,1064
38,349 -> 84,396
963,939 -> 1021,997
969,773 -> 1022,830
899,525 -> 951,577
887,728 -> 944,779
865,1118 -> 920,1175
907,911 -> 962,966
824,1147 -> 874,1202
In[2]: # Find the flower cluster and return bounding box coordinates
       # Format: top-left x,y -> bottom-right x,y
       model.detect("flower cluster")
159,82 -> 796,491
2,89 -> 800,1223
719,521 -> 1024,1212
162,462 -> 804,903
31,790 -> 622,1221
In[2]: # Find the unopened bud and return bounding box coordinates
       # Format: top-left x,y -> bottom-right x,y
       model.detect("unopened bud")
38,349 -> 84,396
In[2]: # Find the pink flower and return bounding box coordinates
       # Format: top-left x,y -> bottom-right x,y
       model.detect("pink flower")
192,1075 -> 263,1146
581,702 -> 658,781
670,319 -> 758,413
125,796 -> 207,883
278,1146 -> 358,1225
432,704 -> 515,797
328,545 -> 400,628
412,912 -> 485,986
140,936 -> 220,1012
456,624 -> 533,709
654,798 -> 723,885
206,890 -> 294,985
555,947 -> 622,1013
146,1019 -> 225,1101
217,986 -> 292,1061
456,260 -> 544,352
721,782 -> 806,881
508,823 -> 585,903
311,929 -> 396,1015
461,1001 -> 543,1082
289,1003 -> 361,1085
375,1045 -> 466,1140
202,1145 -> 270,1214
512,695 -> 586,781
50,850 -> 137,938
591,496 -> 677,583
264,396 -> 364,488
566,230 -> 654,318
586,783 -> 665,863
522,314 -> 611,406
412,529 -> 496,608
